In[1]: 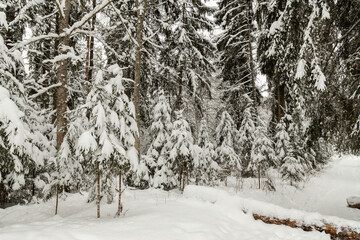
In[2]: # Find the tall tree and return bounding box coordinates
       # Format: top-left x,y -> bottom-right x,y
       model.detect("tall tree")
216,0 -> 259,127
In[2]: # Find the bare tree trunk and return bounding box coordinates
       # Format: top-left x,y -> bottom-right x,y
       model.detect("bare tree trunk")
258,166 -> 261,189
55,185 -> 59,215
177,3 -> 186,111
246,0 -> 257,107
85,0 -> 96,96
55,0 -> 71,215
116,171 -> 122,216
182,159 -> 186,192
97,169 -> 100,218
277,81 -> 285,121
134,0 -> 147,159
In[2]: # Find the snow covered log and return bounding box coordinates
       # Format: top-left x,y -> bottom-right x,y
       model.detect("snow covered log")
347,197 -> 360,209
250,212 -> 360,240
184,185 -> 360,240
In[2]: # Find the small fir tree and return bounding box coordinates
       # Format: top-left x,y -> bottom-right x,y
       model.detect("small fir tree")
144,89 -> 172,186
248,116 -> 277,189
216,111 -> 241,184
77,65 -> 138,217
195,118 -> 220,185
237,100 -> 256,171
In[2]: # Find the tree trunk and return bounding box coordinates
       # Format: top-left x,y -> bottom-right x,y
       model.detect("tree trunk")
258,166 -> 261,189
116,171 -> 122,216
55,185 -> 59,215
134,0 -> 147,159
97,169 -> 100,218
55,0 -> 71,215
246,0 -> 257,107
277,81 -> 285,121
177,3 -> 186,111
182,160 -> 186,192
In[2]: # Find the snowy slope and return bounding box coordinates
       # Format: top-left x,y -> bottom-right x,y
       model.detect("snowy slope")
224,155 -> 360,221
0,189 -> 329,240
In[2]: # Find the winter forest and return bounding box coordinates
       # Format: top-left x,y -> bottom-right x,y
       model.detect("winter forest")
0,0 -> 360,239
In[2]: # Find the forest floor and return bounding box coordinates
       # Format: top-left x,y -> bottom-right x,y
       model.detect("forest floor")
0,155 -> 359,240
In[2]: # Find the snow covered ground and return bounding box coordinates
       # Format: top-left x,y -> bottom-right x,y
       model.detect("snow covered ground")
0,188 -> 329,240
223,154 -> 360,221
1,155 -> 359,240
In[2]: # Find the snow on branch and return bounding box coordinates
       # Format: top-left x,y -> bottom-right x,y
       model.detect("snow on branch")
29,83 -> 62,99
9,0 -> 45,27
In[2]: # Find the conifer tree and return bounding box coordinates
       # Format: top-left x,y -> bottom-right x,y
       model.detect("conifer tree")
216,0 -> 259,126
144,89 -> 172,185
274,116 -> 290,165
248,116 -> 277,189
165,110 -> 195,191
237,99 -> 256,171
196,118 -> 219,185
216,111 -> 241,184
77,65 -> 138,217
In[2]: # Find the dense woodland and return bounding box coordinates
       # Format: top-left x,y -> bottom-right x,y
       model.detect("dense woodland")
0,0 -> 359,218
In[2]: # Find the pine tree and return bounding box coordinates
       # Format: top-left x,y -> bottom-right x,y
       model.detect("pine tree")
237,99 -> 256,171
0,11 -> 51,203
280,148 -> 305,187
77,65 -> 137,217
248,116 -> 277,189
274,116 -> 290,165
216,111 -> 241,184
216,0 -> 259,126
196,118 -> 219,185
166,110 -> 195,191
143,89 -> 172,186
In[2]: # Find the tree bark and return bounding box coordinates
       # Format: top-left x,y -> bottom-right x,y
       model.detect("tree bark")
258,166 -> 261,189
116,171 -> 122,216
246,0 -> 257,107
55,0 -> 71,215
177,3 -> 186,110
134,0 -> 147,159
276,81 -> 285,121
97,169 -> 100,218
55,185 -> 59,215
85,0 -> 96,97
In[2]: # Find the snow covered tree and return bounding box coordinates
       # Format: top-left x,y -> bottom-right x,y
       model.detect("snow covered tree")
216,0 -> 259,126
195,118 -> 220,185
237,99 -> 256,171
274,116 -> 290,165
165,110 -> 195,191
280,148 -> 305,187
0,11 -> 52,204
77,65 -> 138,217
216,111 -> 241,184
248,116 -> 277,189
143,89 -> 172,186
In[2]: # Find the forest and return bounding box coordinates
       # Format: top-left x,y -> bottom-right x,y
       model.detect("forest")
0,0 -> 360,239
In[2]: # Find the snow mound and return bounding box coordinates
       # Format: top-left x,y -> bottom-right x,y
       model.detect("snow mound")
184,185 -> 360,232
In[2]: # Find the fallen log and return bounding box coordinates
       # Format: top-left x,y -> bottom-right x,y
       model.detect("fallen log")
246,211 -> 360,240
347,197 -> 360,209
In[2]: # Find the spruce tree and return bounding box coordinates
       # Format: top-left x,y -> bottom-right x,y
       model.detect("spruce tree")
237,99 -> 256,171
77,65 -> 137,217
215,111 -> 241,184
144,89 -> 172,186
195,118 -> 220,185
248,116 -> 277,189
166,110 -> 195,191
216,0 -> 259,126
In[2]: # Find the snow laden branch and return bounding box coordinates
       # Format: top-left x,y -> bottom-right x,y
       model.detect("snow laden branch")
10,0 -> 113,51
29,83 -> 62,99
